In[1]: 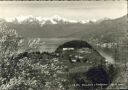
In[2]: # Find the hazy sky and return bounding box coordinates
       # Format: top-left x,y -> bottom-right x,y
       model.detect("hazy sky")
0,1 -> 127,20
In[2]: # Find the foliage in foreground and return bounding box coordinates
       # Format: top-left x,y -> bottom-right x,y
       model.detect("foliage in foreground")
0,25 -> 68,90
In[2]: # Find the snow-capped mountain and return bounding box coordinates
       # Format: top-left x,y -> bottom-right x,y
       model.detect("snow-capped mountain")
0,14 -> 127,41
4,15 -> 92,25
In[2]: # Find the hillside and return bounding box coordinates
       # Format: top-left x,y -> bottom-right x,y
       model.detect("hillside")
61,15 -> 128,43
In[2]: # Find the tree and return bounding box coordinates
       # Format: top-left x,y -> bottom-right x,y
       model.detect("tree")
0,24 -> 69,90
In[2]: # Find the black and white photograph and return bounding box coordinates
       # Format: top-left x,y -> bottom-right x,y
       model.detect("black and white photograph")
0,0 -> 127,90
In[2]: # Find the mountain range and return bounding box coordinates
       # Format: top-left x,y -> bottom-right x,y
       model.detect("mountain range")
4,15 -> 90,25
0,15 -> 127,43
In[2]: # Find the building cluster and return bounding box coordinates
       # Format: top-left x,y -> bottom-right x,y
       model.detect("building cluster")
55,40 -> 106,66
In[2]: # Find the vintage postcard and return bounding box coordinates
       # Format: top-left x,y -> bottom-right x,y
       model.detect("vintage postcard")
0,0 -> 127,90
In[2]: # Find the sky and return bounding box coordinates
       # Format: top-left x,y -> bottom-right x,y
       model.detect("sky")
0,1 -> 127,21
